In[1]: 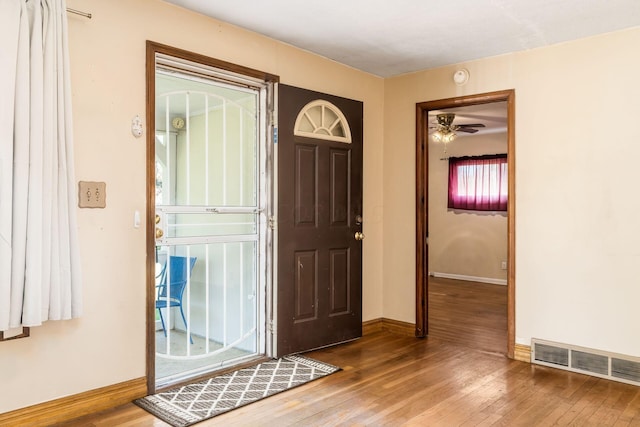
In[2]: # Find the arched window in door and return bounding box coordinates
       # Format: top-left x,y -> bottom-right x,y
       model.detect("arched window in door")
294,100 -> 352,143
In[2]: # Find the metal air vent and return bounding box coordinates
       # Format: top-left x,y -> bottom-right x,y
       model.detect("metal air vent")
612,358 -> 640,383
572,350 -> 608,375
531,339 -> 640,387
533,342 -> 568,367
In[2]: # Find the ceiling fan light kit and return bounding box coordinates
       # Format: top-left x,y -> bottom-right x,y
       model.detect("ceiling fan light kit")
432,129 -> 457,144
430,112 -> 485,148
432,113 -> 457,144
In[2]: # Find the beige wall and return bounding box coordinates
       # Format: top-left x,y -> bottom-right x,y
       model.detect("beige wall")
0,0 -> 384,413
384,27 -> 640,356
428,133 -> 507,281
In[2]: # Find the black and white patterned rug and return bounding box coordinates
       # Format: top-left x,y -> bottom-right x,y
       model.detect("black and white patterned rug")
134,355 -> 340,427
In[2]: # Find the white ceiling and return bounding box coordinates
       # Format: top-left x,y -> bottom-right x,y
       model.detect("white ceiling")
162,0 -> 640,77
430,102 -> 508,137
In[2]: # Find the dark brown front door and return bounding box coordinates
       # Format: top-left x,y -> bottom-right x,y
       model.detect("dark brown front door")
277,84 -> 363,356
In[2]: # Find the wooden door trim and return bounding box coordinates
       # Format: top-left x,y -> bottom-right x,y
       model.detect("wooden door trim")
145,41 -> 279,394
415,89 -> 516,358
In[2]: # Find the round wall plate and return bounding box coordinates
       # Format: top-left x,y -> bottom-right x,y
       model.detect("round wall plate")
453,69 -> 469,85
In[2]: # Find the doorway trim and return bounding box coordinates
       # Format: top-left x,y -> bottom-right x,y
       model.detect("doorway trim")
415,89 -> 516,358
145,41 -> 279,394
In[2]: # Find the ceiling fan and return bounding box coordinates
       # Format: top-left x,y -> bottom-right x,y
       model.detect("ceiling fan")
430,112 -> 485,147
432,113 -> 485,134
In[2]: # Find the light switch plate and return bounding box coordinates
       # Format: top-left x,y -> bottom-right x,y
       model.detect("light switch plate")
78,181 -> 106,208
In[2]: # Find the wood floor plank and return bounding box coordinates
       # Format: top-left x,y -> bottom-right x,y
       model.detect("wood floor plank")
615,390 -> 640,425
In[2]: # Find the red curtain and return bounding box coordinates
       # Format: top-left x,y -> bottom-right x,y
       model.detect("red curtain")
448,154 -> 507,211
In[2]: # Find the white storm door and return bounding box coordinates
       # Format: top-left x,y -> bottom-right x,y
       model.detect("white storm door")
153,56 -> 270,386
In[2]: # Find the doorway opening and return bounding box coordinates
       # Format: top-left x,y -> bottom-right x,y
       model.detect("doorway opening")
146,42 -> 278,392
415,90 -> 515,358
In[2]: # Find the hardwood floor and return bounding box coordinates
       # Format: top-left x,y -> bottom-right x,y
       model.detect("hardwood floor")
55,280 -> 640,426
427,276 -> 508,355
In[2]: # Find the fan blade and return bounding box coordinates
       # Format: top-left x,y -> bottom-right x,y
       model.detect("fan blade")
457,124 -> 485,128
457,128 -> 479,133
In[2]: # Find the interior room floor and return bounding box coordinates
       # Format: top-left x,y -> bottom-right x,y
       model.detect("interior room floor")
58,330 -> 640,426
59,278 -> 639,427
427,276 -> 508,355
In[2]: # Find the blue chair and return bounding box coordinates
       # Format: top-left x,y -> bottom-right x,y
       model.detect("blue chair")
156,256 -> 197,344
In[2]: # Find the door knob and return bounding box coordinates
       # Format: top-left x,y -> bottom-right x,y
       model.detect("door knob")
155,227 -> 164,239
354,231 -> 364,241
155,214 -> 161,224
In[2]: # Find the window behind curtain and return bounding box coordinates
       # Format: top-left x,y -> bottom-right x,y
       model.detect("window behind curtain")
448,154 -> 507,211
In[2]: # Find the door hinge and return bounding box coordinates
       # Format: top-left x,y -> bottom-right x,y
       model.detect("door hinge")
268,320 -> 274,332
268,216 -> 276,229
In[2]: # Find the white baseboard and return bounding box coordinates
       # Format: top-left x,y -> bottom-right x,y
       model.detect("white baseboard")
430,272 -> 507,286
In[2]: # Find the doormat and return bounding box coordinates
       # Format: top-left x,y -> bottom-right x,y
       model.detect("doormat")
134,355 -> 340,427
